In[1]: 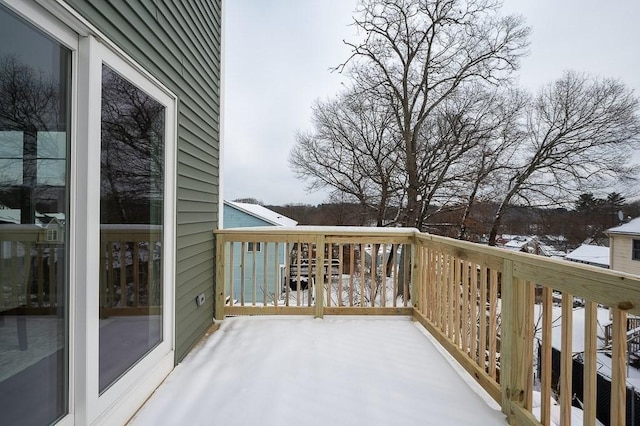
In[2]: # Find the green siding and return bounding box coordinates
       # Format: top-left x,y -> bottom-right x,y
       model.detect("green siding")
65,0 -> 221,363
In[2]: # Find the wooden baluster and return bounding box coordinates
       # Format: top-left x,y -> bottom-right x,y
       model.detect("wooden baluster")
360,243 -> 365,307
252,242 -> 257,306
560,292 -> 573,426
338,244 -> 344,307
488,269 -> 498,381
240,242 -> 246,306
611,307 -> 627,426
119,242 -> 127,308
228,242 -> 235,305
133,242 -> 140,307
349,244 -> 355,307
381,244 -> 387,308
462,260 -> 470,354
449,255 -> 456,341
48,244 -> 55,307
479,266 -> 488,371
214,238 -> 226,320
541,286 -> 552,426
453,256 -> 461,347
470,261 -> 478,363
263,242 -> 268,306
437,253 -> 444,331
273,242 -> 279,307
37,245 -> 44,307
583,300 -> 597,426
285,242 -> 291,307
371,243 -> 377,307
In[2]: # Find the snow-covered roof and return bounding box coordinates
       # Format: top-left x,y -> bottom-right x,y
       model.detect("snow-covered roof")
565,244 -> 609,268
225,201 -> 298,227
606,217 -> 640,235
501,235 -> 532,251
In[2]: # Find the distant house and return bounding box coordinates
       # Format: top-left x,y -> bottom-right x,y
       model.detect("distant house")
565,244 -> 610,268
223,201 -> 297,302
606,217 -> 640,276
502,235 -> 531,252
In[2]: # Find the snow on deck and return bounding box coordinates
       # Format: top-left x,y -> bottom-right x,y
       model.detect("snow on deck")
131,317 -> 505,426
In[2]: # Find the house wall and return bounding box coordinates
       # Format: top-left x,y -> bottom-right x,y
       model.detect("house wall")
65,0 -> 222,362
610,235 -> 640,276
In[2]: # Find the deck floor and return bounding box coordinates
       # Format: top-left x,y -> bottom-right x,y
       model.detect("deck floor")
131,316 -> 506,425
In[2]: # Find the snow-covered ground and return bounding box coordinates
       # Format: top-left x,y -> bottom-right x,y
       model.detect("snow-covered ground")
130,316 -> 505,426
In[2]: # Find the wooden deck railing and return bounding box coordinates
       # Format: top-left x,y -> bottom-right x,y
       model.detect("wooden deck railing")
99,225 -> 163,317
1,225 -> 63,313
0,224 -> 162,316
215,226 -> 640,426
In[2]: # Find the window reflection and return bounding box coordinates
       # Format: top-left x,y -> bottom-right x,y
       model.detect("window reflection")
0,5 -> 70,426
99,65 -> 165,392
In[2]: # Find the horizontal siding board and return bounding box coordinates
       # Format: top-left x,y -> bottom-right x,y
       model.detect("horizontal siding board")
177,169 -> 219,189
178,212 -> 215,228
65,0 -> 221,364
176,240 -> 214,261
177,200 -> 218,214
178,127 -> 219,159
177,222 -> 217,236
177,236 -> 214,252
176,264 -> 215,289
180,103 -> 219,140
176,226 -> 216,242
161,0 -> 218,68
178,151 -> 220,177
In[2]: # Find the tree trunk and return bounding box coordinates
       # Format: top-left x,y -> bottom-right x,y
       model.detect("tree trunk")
488,198 -> 511,246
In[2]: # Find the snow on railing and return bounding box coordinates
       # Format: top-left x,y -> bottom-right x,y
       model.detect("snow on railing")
214,226 -> 640,426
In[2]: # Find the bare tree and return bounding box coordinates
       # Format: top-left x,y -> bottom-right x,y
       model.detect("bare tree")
0,54 -> 65,222
290,91 -> 405,226
454,87 -> 528,240
100,65 -> 165,224
338,0 -> 530,228
487,71 -> 640,245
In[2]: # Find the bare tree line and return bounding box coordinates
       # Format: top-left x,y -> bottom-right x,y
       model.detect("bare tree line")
290,0 -> 640,245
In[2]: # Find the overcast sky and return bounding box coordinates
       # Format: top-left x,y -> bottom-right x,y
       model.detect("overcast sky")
223,0 -> 640,206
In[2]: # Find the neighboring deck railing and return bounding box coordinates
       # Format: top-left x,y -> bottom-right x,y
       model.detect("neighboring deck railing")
215,226 -> 640,426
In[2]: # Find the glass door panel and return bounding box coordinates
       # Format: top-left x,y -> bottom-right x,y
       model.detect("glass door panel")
99,64 -> 165,393
0,4 -> 71,425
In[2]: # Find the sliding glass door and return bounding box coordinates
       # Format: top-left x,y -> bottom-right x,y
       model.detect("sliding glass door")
99,64 -> 165,392
0,4 -> 71,425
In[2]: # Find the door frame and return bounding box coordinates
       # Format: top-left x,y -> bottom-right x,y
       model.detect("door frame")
0,1 -> 178,424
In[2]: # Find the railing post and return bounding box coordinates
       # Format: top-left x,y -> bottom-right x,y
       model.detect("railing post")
501,259 -> 533,424
214,233 -> 225,321
314,234 -> 325,318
